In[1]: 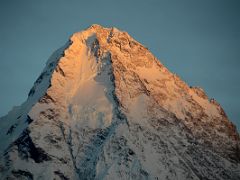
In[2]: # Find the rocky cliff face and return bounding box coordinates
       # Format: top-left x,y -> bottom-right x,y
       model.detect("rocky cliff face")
0,24 -> 239,180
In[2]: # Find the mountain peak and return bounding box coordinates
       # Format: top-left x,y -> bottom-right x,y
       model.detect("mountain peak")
0,25 -> 239,180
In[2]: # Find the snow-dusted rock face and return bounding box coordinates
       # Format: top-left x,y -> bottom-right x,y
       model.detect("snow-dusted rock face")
0,24 -> 239,180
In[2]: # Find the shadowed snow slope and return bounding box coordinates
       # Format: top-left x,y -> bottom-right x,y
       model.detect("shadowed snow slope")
0,24 -> 239,180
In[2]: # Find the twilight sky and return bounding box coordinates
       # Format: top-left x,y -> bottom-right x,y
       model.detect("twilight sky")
0,0 -> 239,130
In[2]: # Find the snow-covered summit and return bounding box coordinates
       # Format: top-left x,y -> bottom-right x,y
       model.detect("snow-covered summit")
0,25 -> 239,180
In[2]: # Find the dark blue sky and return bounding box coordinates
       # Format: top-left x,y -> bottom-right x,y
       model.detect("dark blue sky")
0,0 -> 239,130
